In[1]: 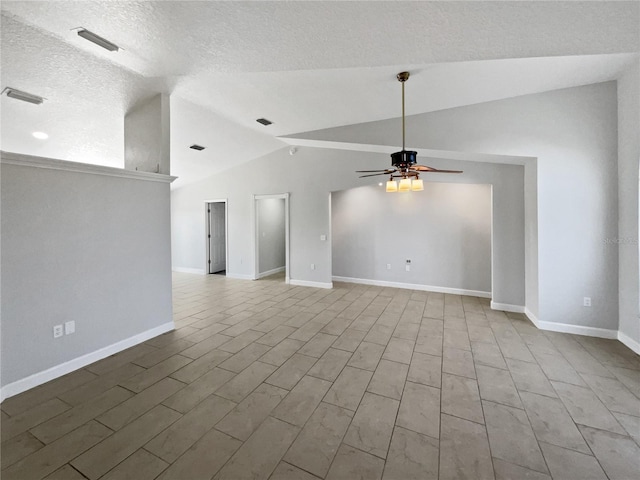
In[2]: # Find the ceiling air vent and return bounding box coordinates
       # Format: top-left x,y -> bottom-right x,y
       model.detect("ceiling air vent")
77,28 -> 120,52
256,118 -> 273,126
2,87 -> 44,105
190,144 -> 205,151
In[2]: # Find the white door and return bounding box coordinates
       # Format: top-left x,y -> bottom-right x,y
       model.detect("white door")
208,202 -> 226,273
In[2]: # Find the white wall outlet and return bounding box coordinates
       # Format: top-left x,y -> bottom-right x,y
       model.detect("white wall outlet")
583,297 -> 591,307
311,263 -> 316,270
405,265 -> 411,272
53,325 -> 63,338
386,263 -> 391,270
320,234 -> 327,241
65,321 -> 76,335
406,259 -> 411,264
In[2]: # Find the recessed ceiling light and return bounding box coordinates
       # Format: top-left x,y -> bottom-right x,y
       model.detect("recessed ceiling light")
256,118 -> 272,126
32,132 -> 48,140
2,87 -> 44,105
378,182 -> 383,186
77,28 -> 120,52
189,144 -> 205,151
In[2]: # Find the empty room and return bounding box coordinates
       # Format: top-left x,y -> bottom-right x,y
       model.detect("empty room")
1,2 -> 639,479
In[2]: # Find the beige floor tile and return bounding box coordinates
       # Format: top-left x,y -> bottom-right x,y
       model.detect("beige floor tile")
579,425 -> 640,480
156,428 -> 242,480
259,338 -> 304,366
392,322 -> 420,341
169,349 -> 232,383
472,342 -> 508,370
443,347 -> 476,379
218,342 -> 271,372
407,351 -> 442,388
533,351 -> 587,386
58,362 -> 145,406
323,366 -> 373,411
414,333 -> 444,356
343,392 -> 399,458
215,383 -> 288,441
255,325 -> 297,346
363,324 -> 394,346
307,348 -> 352,382
396,381 -> 440,439
320,316 -> 352,336
441,373 -> 484,424
272,376 -> 332,426
348,341 -> 386,370
266,353 -> 317,390
495,334 -> 535,363
270,462 -> 320,480
179,334 -> 234,359
382,426 -> 439,480
217,330 -> 264,354
551,381 -> 626,434
165,367 -> 235,412
119,354 -> 193,393
580,372 -> 640,416
72,406 -> 180,479
100,449 -> 168,480
214,417 -> 299,480
1,398 -> 71,441
382,337 -> 414,364
325,444 -> 385,480
85,345 -> 156,376
349,315 -> 379,332
30,386 -> 132,444
613,411 -> 640,443
298,333 -> 338,358
3,421 -> 112,480
284,402 -> 353,477
444,328 -> 471,351
476,364 -> 522,408
608,365 -> 640,398
506,358 -> 557,397
145,394 -> 236,462
43,464 -> 87,480
493,459 -> 551,480
539,442 -> 607,480
468,325 -> 497,345
367,359 -> 409,400
439,413 -> 494,480
520,390 -> 591,454
1,431 -> 44,469
97,377 -> 184,429
132,339 -> 194,367
483,400 -> 548,474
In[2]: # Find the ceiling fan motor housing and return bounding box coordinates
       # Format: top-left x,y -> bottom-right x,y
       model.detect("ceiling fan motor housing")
391,150 -> 418,169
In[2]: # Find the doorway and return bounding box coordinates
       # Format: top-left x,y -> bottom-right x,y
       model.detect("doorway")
253,193 -> 290,283
206,200 -> 227,274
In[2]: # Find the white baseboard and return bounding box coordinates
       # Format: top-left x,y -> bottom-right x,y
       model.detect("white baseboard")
0,321 -> 175,402
226,273 -> 253,280
491,302 -> 526,313
172,267 -> 205,275
257,266 -> 286,279
618,331 -> 640,355
332,276 -> 491,298
290,279 -> 333,289
524,308 -> 617,339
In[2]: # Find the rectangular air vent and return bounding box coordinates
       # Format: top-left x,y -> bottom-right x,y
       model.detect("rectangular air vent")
190,144 -> 205,151
2,87 -> 44,105
256,118 -> 273,126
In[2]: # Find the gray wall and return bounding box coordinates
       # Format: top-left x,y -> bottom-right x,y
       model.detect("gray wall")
292,82 -> 619,330
1,153 -> 174,388
332,183 -> 492,292
257,198 -> 286,275
125,94 -> 171,174
617,62 -> 640,346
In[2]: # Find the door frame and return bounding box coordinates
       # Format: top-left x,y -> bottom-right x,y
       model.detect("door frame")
252,193 -> 290,283
204,199 -> 228,274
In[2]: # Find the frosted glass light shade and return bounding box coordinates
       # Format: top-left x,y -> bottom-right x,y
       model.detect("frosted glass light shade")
386,180 -> 398,192
398,178 -> 412,192
411,178 -> 424,191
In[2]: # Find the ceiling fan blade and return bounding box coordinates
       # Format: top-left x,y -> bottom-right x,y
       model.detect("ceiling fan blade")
355,169 -> 395,173
359,172 -> 391,178
412,165 -> 463,173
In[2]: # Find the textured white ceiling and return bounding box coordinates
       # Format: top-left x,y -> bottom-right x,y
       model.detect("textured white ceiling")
1,1 -> 638,186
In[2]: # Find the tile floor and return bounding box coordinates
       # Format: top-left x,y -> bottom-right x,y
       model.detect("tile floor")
2,272 -> 640,479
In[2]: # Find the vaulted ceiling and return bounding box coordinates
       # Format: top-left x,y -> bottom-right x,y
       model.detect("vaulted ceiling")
2,1 -> 638,187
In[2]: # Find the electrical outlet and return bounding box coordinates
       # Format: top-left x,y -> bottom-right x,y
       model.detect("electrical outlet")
386,264 -> 391,270
53,325 -> 63,338
320,234 -> 327,241
65,321 -> 75,335
583,297 -> 591,307
406,259 -> 411,264
311,263 -> 316,270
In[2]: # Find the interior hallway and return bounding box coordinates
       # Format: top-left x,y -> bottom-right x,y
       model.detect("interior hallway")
2,272 -> 639,479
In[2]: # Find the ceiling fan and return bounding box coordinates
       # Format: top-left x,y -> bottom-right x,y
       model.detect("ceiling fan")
356,71 -> 462,192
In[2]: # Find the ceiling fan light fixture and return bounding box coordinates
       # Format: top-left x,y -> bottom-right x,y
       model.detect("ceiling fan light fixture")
398,178 -> 412,192
411,178 -> 424,191
386,179 -> 398,193
77,28 -> 120,51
